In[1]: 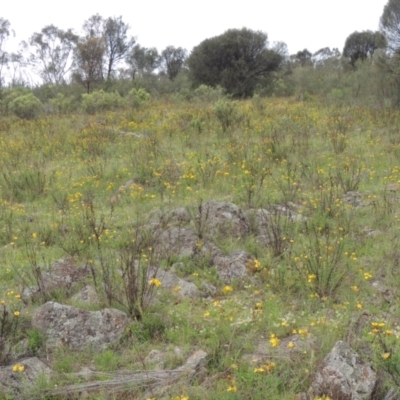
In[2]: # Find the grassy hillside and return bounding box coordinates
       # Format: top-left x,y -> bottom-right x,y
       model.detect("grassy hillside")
1,95 -> 400,399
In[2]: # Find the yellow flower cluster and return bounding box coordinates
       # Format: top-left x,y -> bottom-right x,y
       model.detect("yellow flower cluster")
148,278 -> 162,287
222,286 -> 233,295
254,361 -> 276,373
12,364 -> 24,372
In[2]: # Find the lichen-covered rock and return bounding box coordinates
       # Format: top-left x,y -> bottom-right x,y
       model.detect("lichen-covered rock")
71,285 -> 99,305
197,201 -> 250,239
150,207 -> 192,227
154,268 -> 200,298
154,227 -> 221,260
32,302 -> 127,351
308,341 -> 376,400
22,258 -> 90,303
0,357 -> 52,397
214,250 -> 253,283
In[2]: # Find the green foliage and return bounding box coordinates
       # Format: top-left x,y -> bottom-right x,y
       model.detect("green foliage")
159,46 -> 187,81
8,93 -> 44,119
192,84 -> 226,102
0,294 -> 22,365
130,313 -> 166,342
380,0 -> 400,52
81,89 -> 124,114
213,99 -> 241,132
126,88 -> 151,107
49,93 -> 77,114
187,28 -> 283,97
27,329 -> 43,354
93,349 -> 122,371
343,30 -> 386,66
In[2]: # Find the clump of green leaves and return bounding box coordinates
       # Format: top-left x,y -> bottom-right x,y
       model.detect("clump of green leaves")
8,93 -> 44,119
213,99 -> 241,132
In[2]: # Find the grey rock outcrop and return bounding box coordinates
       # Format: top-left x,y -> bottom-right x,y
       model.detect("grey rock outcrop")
154,227 -> 222,261
308,340 -> 376,400
22,257 -> 90,303
32,302 -> 127,351
154,268 -> 200,298
70,285 -> 99,305
214,250 -> 253,283
0,357 -> 52,397
197,200 -> 250,239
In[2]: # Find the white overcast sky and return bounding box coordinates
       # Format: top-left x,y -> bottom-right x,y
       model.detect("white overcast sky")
2,0 -> 389,55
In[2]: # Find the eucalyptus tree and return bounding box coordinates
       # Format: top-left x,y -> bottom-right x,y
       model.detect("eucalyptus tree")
25,25 -> 78,85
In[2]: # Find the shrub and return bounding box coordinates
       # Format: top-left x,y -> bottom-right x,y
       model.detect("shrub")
193,85 -> 226,102
81,90 -> 124,114
126,88 -> 151,107
213,99 -> 241,132
49,93 -> 77,114
8,93 -> 44,119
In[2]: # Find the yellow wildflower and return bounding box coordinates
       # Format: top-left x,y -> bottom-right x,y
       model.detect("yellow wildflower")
308,274 -> 317,283
269,334 -> 280,347
222,286 -> 233,294
12,364 -> 24,372
364,272 -> 373,280
148,278 -> 162,287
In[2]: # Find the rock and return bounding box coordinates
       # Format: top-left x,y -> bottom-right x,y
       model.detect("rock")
248,206 -> 305,245
10,339 -> 30,361
200,282 -> 217,297
117,131 -> 144,138
197,200 -> 250,239
22,258 -> 91,303
371,281 -> 396,304
150,207 -> 192,227
145,349 -> 165,367
294,393 -> 309,400
153,268 -> 200,298
32,302 -> 127,351
243,334 -> 316,365
154,227 -> 222,261
71,285 -> 99,305
342,191 -> 365,207
214,250 -> 253,283
0,357 -> 52,397
308,340 -> 376,400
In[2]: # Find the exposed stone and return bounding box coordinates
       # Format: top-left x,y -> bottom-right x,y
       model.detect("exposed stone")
22,258 -> 91,303
153,227 -> 222,261
71,285 -> 99,305
371,281 -> 396,304
197,200 -> 250,239
153,268 -> 200,298
145,349 -> 165,367
248,206 -> 305,246
0,357 -> 52,397
243,334 -> 316,365
200,282 -> 217,297
308,340 -> 376,400
342,191 -> 365,207
10,339 -> 30,362
150,207 -> 192,227
32,302 -> 127,351
214,250 -> 253,283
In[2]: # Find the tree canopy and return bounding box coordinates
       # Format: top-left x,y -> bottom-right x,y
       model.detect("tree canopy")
343,30 -> 386,66
187,28 -> 283,97
26,25 -> 78,85
159,46 -> 187,81
380,0 -> 400,52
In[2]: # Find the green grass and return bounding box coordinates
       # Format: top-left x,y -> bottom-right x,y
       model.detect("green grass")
1,95 -> 400,398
